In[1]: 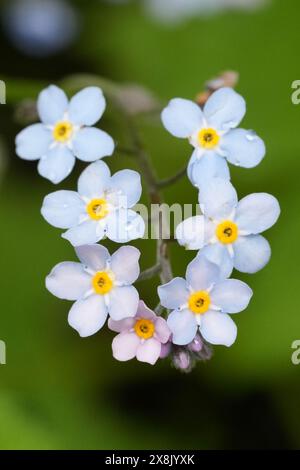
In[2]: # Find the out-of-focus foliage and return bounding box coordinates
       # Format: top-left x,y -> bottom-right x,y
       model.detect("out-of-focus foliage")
0,0 -> 299,450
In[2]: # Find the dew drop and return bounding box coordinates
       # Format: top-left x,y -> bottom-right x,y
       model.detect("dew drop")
246,130 -> 257,142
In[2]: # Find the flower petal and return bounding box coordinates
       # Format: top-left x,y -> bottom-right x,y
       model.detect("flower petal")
16,124 -> 52,160
186,254 -> 220,291
46,262 -> 91,301
38,146 -> 75,184
161,98 -> 204,138
160,342 -> 171,359
37,85 -> 68,124
112,332 -> 140,361
167,309 -> 197,346
220,128 -> 265,168
136,339 -> 161,365
110,246 -> 140,284
198,244 -> 233,280
72,127 -> 114,162
200,311 -> 237,347
75,244 -> 110,272
154,317 -> 171,344
77,160 -> 111,199
204,87 -> 246,132
68,87 -> 106,126
235,193 -> 280,234
210,279 -> 253,313
158,277 -> 189,309
110,169 -> 142,207
68,294 -> 108,337
41,190 -> 86,229
199,177 -> 238,220
188,151 -> 230,188
136,300 -> 156,320
233,235 -> 271,273
62,219 -> 102,246
109,286 -> 139,320
108,317 -> 136,333
175,215 -> 214,250
106,209 -> 145,243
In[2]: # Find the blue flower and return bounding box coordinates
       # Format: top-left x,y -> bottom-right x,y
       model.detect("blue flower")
41,160 -> 145,246
4,0 -> 78,57
158,255 -> 253,347
46,244 -> 141,337
16,85 -> 114,183
161,87 -> 265,187
176,178 -> 280,275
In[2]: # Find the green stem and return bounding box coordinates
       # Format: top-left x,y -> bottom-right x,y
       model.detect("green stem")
157,166 -> 187,189
126,116 -> 173,285
137,263 -> 161,282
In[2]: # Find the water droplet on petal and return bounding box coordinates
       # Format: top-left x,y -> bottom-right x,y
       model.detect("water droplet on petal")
246,130 -> 258,142
224,120 -> 236,129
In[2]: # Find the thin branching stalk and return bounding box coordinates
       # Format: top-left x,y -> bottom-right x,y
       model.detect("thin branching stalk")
125,115 -> 174,285
137,263 -> 161,282
157,166 -> 187,188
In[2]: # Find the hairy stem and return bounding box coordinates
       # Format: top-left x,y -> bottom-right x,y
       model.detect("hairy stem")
157,165 -> 187,189
137,263 -> 161,282
126,117 -> 173,285
154,303 -> 165,315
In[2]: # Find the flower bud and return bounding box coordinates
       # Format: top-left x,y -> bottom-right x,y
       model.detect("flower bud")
187,334 -> 203,353
172,350 -> 191,372
160,341 -> 172,359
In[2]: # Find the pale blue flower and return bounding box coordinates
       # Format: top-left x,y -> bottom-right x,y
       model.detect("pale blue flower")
107,0 -> 268,24
41,160 -> 145,246
16,85 -> 114,183
46,244 -> 140,337
158,255 -> 253,346
3,0 -> 78,57
145,0 -> 268,24
161,87 -> 265,187
176,178 -> 280,275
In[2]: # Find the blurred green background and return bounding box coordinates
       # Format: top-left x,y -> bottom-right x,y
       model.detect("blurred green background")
0,0 -> 299,450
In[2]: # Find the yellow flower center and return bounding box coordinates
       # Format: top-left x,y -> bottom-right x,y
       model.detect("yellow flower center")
188,291 -> 211,314
53,121 -> 73,143
198,128 -> 220,149
86,198 -> 109,221
134,319 -> 155,339
216,220 -> 238,244
92,271 -> 113,295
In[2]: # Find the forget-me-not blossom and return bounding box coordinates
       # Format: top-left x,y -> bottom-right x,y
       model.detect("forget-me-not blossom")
41,160 -> 145,246
16,85 -> 114,183
161,87 -> 265,187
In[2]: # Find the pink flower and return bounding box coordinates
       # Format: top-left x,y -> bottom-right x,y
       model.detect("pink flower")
108,301 -> 171,365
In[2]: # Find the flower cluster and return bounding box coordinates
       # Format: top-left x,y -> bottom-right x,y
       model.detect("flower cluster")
16,83 -> 280,370
159,86 -> 280,368
16,84 -> 170,366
